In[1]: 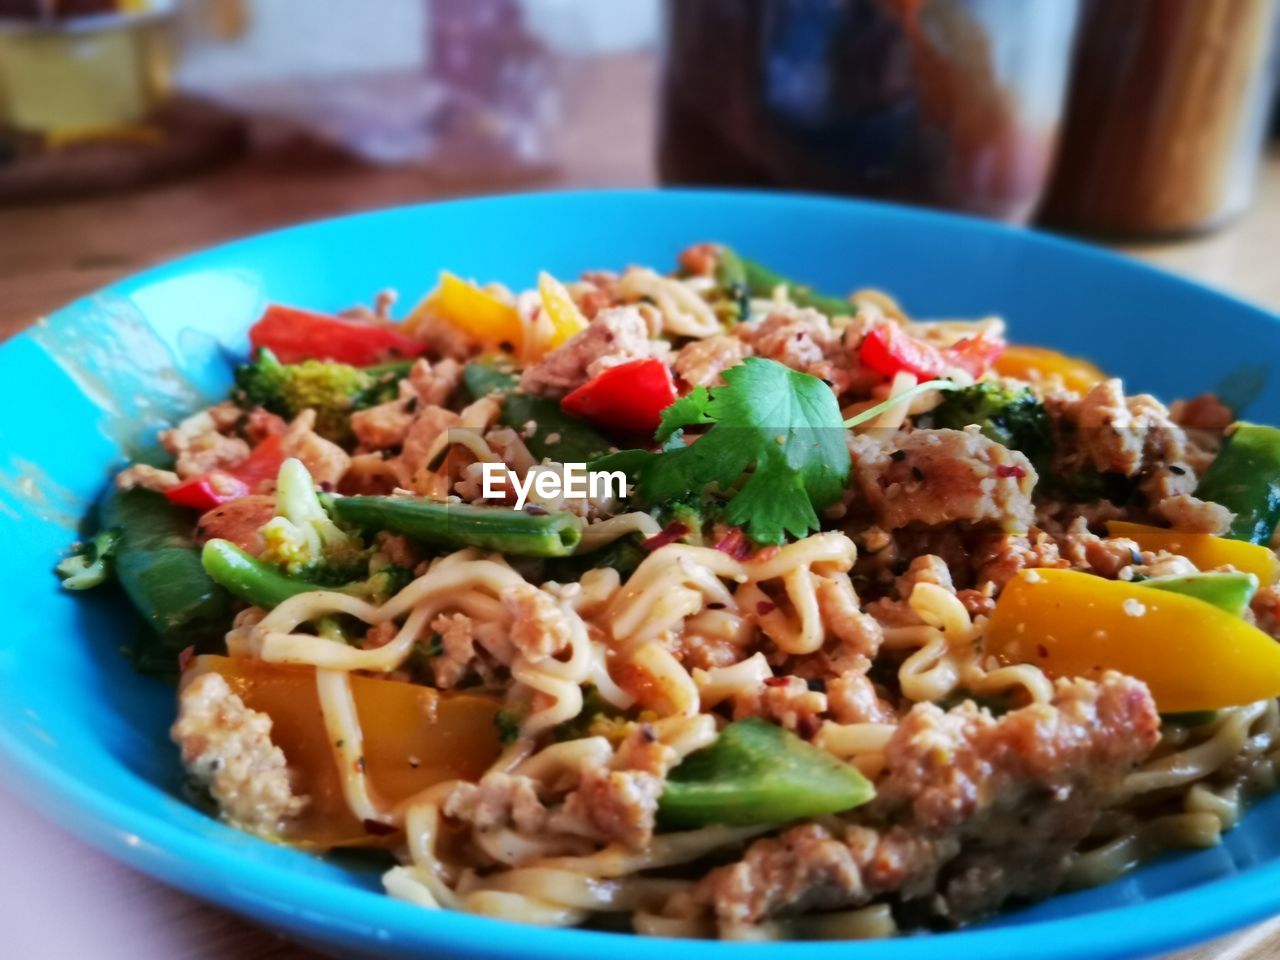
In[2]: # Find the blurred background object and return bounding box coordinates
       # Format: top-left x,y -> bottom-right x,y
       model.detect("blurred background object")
1041,0 -> 1280,237
658,0 -> 1083,223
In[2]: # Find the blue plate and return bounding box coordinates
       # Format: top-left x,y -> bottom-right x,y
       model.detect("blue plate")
2,190 -> 1278,960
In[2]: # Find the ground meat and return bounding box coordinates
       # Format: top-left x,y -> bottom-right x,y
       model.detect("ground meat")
677,242 -> 720,277
171,672 -> 306,835
406,357 -> 463,408
244,407 -> 288,444
398,405 -> 461,476
1072,379 -> 1192,480
827,671 -> 895,724
161,409 -> 250,479
687,672 -> 1159,926
351,399 -> 415,450
1152,493 -> 1234,535
115,463 -> 180,493
895,554 -> 954,596
735,308 -> 850,388
674,335 -> 752,388
849,428 -> 1037,532
503,584 -> 573,662
195,495 -> 276,555
1054,519 -> 1142,578
1171,392 -> 1234,431
430,611 -> 477,689
280,412 -> 351,487
519,306 -> 657,397
733,675 -> 828,734
1252,584 -> 1280,640
444,772 -> 549,834
559,765 -> 664,850
973,531 -> 1065,590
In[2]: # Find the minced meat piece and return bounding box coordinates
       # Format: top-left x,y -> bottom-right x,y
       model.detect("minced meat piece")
850,427 -> 1037,532
171,672 -> 306,836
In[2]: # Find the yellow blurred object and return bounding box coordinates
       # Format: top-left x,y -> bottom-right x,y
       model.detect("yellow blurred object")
993,344 -> 1105,394
413,271 -> 523,351
1107,521 -> 1280,586
537,271 -> 588,349
0,10 -> 174,138
988,568 -> 1280,712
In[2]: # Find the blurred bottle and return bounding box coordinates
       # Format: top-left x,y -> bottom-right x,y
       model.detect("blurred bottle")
658,0 -> 1081,223
1041,0 -> 1280,237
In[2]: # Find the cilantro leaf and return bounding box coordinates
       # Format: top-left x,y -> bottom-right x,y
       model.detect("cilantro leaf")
630,358 -> 850,546
657,387 -> 712,443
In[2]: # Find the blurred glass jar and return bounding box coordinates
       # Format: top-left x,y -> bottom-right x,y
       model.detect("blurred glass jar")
658,0 -> 1082,223
1040,0 -> 1280,237
0,1 -> 177,138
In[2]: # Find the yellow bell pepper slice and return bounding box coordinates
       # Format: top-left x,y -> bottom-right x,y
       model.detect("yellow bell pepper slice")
185,655 -> 501,849
988,568 -> 1280,712
413,271 -> 523,351
994,344 -> 1105,394
1107,520 -> 1280,586
537,271 -> 588,349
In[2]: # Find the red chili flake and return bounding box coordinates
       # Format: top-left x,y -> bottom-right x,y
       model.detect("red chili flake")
1036,644 -> 1049,658
757,600 -> 777,616
642,521 -> 690,552
713,527 -> 753,561
996,464 -> 1027,479
763,675 -> 790,687
363,819 -> 398,836
177,645 -> 196,672
797,715 -> 820,740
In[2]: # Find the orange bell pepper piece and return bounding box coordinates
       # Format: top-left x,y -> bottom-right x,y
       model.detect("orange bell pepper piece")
994,344 -> 1105,394
1107,521 -> 1280,586
185,655 -> 501,849
414,271 -> 523,351
988,568 -> 1280,712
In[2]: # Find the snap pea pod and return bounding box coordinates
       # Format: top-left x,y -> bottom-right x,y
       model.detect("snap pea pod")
712,245 -> 750,322
1196,423 -> 1280,545
730,250 -> 852,317
201,539 -> 328,609
658,718 -> 875,828
326,496 -> 582,557
463,358 -> 613,462
98,486 -> 232,675
1139,571 -> 1258,617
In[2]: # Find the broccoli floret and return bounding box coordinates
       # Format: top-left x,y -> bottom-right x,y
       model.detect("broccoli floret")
233,348 -> 410,441
365,562 -> 414,603
924,382 -> 1053,472
259,458 -> 367,582
56,528 -> 121,590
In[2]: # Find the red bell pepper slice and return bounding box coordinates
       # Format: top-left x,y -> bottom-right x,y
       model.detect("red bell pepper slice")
164,435 -> 287,512
560,358 -> 678,434
249,304 -> 426,366
859,325 -> 1004,380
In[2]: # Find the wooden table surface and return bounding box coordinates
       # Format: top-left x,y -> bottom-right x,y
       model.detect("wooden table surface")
1,52 -> 1278,960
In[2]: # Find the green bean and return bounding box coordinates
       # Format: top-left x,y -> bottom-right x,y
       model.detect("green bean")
326,496 -> 582,557
98,486 -> 231,674
201,539 -> 327,609
735,252 -> 852,317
